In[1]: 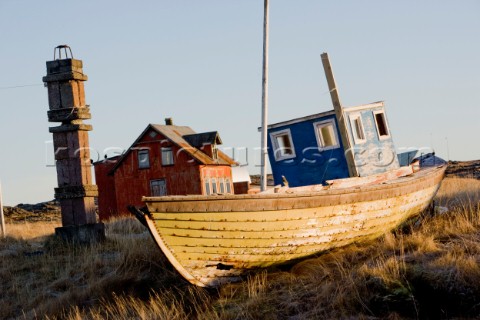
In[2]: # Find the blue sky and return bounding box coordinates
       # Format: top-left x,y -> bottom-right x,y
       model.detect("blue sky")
1,0 -> 479,205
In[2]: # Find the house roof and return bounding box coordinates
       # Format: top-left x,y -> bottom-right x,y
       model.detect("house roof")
92,155 -> 121,166
109,124 -> 236,174
183,131 -> 222,148
264,101 -> 385,131
265,110 -> 336,130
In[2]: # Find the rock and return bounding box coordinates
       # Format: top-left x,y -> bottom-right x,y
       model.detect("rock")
446,160 -> 480,179
3,200 -> 61,223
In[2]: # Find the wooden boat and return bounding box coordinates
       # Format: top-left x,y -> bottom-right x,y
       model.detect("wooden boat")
131,163 -> 446,287
128,2 -> 447,287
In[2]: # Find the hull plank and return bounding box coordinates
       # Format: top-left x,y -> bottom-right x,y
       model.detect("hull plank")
151,187 -> 434,235
142,166 -> 445,287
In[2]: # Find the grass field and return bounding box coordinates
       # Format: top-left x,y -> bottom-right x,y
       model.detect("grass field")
1,177 -> 479,319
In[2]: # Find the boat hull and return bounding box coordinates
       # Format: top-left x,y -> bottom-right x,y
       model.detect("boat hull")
142,165 -> 446,287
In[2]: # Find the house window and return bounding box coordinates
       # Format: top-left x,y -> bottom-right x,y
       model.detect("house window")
205,179 -> 211,195
211,178 -> 218,194
212,144 -> 218,160
314,120 -> 340,151
219,178 -> 225,194
161,147 -> 174,166
373,111 -> 390,139
225,178 -> 232,194
138,149 -> 150,169
150,179 -> 167,196
270,129 -> 296,161
349,114 -> 366,144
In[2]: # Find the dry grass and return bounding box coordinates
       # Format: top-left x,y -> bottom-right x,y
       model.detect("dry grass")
1,177 -> 479,319
5,222 -> 61,241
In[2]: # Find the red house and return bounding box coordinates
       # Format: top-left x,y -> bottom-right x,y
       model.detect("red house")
94,120 -> 239,220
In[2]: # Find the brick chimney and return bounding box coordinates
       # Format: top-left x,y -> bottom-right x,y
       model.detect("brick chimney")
43,45 -> 104,243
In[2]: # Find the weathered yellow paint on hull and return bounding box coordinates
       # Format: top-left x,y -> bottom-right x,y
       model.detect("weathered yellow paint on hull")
142,166 -> 446,287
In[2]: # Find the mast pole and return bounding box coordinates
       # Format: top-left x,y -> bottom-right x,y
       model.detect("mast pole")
260,0 -> 269,191
321,52 -> 358,177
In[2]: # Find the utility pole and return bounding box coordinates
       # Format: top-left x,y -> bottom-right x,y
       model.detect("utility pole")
260,0 -> 269,191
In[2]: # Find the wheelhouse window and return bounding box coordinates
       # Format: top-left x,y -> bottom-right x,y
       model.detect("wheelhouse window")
349,113 -> 366,144
161,147 -> 174,166
137,149 -> 150,169
373,111 -> 390,139
314,120 -> 340,151
270,129 -> 296,161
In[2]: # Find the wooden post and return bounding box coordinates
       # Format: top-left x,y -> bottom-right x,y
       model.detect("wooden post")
43,45 -> 105,243
320,53 -> 358,177
0,181 -> 6,238
260,0 -> 269,191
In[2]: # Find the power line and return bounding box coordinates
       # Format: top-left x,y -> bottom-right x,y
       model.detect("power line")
0,83 -> 43,90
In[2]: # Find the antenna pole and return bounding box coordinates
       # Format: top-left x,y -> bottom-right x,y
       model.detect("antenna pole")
260,0 -> 269,191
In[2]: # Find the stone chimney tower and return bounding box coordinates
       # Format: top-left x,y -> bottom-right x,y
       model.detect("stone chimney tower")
43,45 -> 104,242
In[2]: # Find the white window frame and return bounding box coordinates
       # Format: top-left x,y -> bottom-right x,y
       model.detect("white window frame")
219,178 -> 225,194
161,147 -> 174,166
349,113 -> 366,145
211,178 -> 218,194
137,149 -> 150,169
269,129 -> 296,161
313,119 -> 340,151
212,144 -> 218,160
373,110 -> 391,140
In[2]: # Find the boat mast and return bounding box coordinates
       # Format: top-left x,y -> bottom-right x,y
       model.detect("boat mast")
260,0 -> 269,191
321,53 -> 358,177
